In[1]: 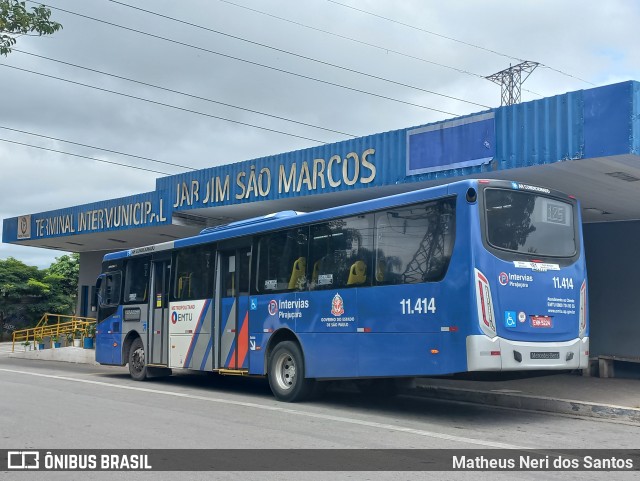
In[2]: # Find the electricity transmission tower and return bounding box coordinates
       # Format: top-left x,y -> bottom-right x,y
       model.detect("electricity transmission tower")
486,61 -> 539,106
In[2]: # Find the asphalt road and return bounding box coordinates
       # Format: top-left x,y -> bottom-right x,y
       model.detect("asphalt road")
1,357 -> 639,480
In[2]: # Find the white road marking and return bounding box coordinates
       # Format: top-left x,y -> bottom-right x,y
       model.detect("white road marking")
0,367 -> 529,449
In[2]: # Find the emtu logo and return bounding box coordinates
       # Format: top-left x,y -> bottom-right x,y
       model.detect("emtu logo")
171,311 -> 178,324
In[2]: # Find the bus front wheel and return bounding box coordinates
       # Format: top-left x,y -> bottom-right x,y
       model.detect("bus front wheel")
128,337 -> 147,381
268,341 -> 314,402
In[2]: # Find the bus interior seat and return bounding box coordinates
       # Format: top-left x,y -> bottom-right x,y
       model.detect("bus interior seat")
288,257 -> 307,289
347,260 -> 367,285
312,258 -> 323,284
311,259 -> 320,284
375,259 -> 386,283
177,273 -> 192,299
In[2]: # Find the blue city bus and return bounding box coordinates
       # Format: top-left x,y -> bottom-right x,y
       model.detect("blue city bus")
95,179 -> 588,402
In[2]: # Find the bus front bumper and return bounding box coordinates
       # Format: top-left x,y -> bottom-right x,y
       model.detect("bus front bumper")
466,335 -> 589,371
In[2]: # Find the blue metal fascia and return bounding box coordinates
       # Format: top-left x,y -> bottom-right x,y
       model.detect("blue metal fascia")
2,190 -> 171,243
583,81 -> 634,158
495,90 -> 585,170
156,110 -> 497,215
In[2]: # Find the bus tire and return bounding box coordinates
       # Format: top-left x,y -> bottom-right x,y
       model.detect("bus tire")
128,337 -> 147,381
268,341 -> 314,402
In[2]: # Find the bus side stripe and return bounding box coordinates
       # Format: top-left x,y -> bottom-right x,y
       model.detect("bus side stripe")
225,341 -> 236,368
184,299 -> 210,368
236,312 -> 249,368
220,301 -> 236,368
200,336 -> 213,371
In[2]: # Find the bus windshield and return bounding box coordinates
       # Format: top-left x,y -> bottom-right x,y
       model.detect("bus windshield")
484,188 -> 576,257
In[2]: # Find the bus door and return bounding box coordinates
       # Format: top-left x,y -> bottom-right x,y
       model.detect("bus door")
216,245 -> 251,370
148,256 -> 170,366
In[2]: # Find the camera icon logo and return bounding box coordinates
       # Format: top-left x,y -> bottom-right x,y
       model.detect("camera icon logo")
7,451 -> 40,470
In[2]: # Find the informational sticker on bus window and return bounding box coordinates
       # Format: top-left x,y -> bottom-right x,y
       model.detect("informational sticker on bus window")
264,279 -> 278,290
317,274 -> 333,286
513,261 -> 559,271
541,199 -> 571,226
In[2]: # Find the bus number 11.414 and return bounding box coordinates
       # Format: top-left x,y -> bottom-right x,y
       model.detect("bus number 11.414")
552,277 -> 574,289
400,298 -> 436,315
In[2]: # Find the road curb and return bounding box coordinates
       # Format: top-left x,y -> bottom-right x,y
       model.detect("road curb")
409,385 -> 640,424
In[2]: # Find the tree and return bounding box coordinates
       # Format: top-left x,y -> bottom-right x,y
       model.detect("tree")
0,257 -> 47,339
0,254 -> 78,340
0,1 -> 62,56
46,253 -> 79,315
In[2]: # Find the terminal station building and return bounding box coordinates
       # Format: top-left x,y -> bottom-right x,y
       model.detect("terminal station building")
4,80 -> 640,363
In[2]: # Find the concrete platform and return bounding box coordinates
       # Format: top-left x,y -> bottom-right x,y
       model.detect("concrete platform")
411,373 -> 640,424
8,345 -> 98,365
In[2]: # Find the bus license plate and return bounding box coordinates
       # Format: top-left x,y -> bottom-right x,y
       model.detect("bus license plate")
531,316 -> 552,328
530,352 -> 560,360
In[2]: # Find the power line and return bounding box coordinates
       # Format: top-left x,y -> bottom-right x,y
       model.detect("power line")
539,65 -> 595,86
219,0 -> 542,100
13,49 -> 357,139
328,0 -> 525,62
33,2 -> 460,116
219,0 -> 486,80
327,0 -> 595,87
107,0 -> 488,109
0,63 -> 329,144
0,137 -> 172,175
0,125 -> 197,171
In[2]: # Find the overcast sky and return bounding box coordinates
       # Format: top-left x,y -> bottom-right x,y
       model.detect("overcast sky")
1,0 -> 639,268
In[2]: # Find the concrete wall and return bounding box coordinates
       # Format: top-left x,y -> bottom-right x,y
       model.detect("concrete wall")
584,221 -> 640,358
76,250 -> 113,318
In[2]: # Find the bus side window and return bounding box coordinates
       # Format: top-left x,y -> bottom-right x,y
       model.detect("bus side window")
172,246 -> 215,301
100,272 -> 122,307
256,227 -> 308,293
310,214 -> 373,290
374,198 -> 456,285
123,257 -> 150,304
94,276 -> 103,310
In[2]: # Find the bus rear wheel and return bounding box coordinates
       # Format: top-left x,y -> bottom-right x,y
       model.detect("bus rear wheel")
128,337 -> 147,381
268,341 -> 314,402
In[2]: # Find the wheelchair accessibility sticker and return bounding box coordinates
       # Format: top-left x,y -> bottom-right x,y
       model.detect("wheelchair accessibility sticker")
504,310 -> 517,328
